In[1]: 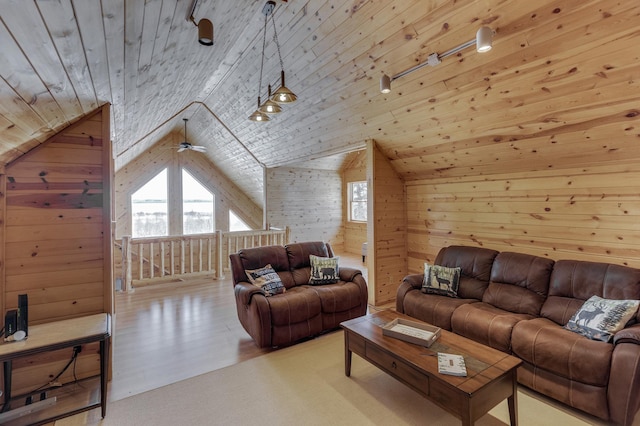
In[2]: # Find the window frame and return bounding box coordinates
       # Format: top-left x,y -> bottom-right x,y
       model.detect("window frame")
348,181 -> 367,223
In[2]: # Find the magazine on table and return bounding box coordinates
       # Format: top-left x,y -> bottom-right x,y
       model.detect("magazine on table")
437,353 -> 467,377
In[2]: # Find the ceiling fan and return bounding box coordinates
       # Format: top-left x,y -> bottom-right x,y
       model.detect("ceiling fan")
177,118 -> 206,153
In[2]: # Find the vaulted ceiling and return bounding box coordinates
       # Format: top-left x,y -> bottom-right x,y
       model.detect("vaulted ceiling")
1,0 -> 638,208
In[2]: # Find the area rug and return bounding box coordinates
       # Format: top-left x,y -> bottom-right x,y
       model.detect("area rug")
85,331 -> 611,426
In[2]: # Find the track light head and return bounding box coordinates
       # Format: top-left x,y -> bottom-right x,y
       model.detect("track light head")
476,26 -> 493,53
380,74 -> 391,94
197,19 -> 214,46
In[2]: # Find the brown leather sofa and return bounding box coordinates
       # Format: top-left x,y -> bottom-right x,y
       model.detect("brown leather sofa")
396,245 -> 640,426
230,241 -> 368,348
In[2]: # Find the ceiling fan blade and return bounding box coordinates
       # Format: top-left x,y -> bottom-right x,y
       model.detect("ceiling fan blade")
177,147 -> 187,153
193,146 -> 207,152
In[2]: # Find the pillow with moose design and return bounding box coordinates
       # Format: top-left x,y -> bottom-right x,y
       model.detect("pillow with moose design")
564,295 -> 639,342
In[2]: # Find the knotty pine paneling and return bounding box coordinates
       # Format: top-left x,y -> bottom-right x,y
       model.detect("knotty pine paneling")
266,166 -> 344,250
406,163 -> 640,274
1,104 -> 112,396
342,150 -> 367,255
367,141 -> 407,306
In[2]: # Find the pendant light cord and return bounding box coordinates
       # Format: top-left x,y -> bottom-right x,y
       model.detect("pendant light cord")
257,13 -> 268,104
271,13 -> 285,72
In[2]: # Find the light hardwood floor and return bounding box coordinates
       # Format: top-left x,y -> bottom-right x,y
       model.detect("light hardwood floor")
54,252 -> 369,424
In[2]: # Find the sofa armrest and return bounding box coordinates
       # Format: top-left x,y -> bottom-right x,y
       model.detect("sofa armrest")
339,267 -> 362,282
609,330 -> 640,425
614,324 -> 640,345
234,281 -> 265,305
396,274 -> 423,313
403,273 -> 424,290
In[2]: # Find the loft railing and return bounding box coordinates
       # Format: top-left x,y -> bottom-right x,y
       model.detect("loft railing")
118,227 -> 289,292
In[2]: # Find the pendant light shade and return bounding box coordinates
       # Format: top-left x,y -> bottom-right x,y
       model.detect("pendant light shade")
249,110 -> 270,122
271,71 -> 297,104
259,85 -> 283,113
476,26 -> 493,53
249,96 -> 271,122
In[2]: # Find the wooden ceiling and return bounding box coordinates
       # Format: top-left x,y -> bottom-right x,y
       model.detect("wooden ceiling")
0,0 -> 638,208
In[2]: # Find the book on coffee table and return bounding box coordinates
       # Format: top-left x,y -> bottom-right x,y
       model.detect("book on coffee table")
437,353 -> 467,376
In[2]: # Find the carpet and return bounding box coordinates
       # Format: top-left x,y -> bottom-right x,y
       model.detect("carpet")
84,330 -> 610,426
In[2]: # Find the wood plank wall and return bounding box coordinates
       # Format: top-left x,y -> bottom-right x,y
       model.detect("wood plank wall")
367,141 -> 407,305
406,162 -> 640,273
266,166 -> 344,249
114,134 -> 263,240
1,104 -> 112,395
342,150 -> 367,256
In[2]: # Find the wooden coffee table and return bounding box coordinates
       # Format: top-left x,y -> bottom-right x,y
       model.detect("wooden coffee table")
341,310 -> 521,426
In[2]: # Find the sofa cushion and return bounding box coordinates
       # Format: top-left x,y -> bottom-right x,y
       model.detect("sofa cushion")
286,241 -> 330,269
235,244 -> 295,288
286,241 -> 332,285
267,287 -> 322,326
512,317 -> 613,387
434,245 -> 499,300
483,252 -> 554,316
309,281 -> 363,313
450,302 -> 533,353
541,259 -> 640,326
422,264 -> 460,297
245,264 -> 286,296
309,255 -> 339,285
564,295 -> 639,342
400,290 -> 477,331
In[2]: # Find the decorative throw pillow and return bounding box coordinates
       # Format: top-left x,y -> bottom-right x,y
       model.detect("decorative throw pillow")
309,255 -> 339,285
245,264 -> 286,296
422,263 -> 461,298
564,295 -> 640,342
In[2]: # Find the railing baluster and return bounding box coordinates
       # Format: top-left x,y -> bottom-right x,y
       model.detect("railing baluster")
160,242 -> 166,277
170,240 -> 175,276
138,243 -> 144,281
149,242 -> 154,279
119,228 -> 287,289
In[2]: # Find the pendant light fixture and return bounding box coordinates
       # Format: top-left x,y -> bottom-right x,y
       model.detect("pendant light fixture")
249,1 -> 296,122
248,2 -> 272,122
269,8 -> 297,105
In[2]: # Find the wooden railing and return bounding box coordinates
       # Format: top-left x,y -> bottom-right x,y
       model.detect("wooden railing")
119,227 -> 289,292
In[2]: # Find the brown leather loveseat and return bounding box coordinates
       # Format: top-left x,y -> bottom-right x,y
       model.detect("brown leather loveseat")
230,241 -> 368,348
397,245 -> 640,425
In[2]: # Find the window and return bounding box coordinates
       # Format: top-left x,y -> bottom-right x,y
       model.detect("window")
348,181 -> 367,222
131,169 -> 168,237
229,210 -> 251,231
182,169 -> 214,234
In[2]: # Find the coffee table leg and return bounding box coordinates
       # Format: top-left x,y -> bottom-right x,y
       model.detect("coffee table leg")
508,372 -> 518,426
344,331 -> 352,377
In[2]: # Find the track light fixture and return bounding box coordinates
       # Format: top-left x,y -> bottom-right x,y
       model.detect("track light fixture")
249,1 -> 297,122
187,0 -> 214,46
380,26 -> 494,94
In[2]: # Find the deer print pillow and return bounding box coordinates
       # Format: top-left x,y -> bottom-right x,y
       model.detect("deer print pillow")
422,264 -> 461,298
565,295 -> 640,342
